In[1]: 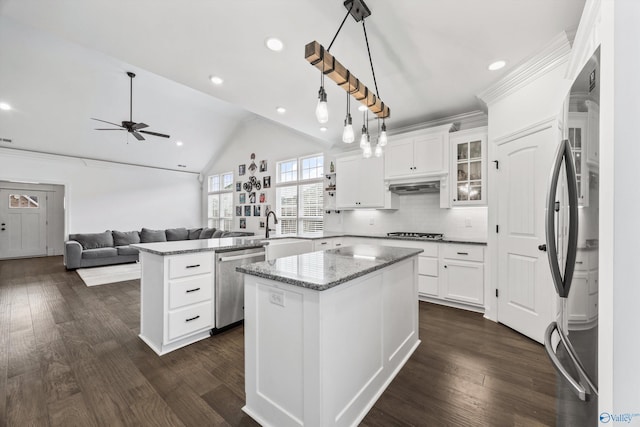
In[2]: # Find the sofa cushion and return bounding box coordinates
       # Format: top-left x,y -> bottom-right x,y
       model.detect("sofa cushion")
140,228 -> 167,243
82,247 -> 118,259
212,229 -> 225,238
188,228 -> 203,240
116,246 -> 140,256
112,230 -> 140,246
69,231 -> 114,250
199,227 -> 216,239
166,228 -> 188,241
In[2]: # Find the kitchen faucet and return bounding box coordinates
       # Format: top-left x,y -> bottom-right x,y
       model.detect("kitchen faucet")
265,210 -> 278,238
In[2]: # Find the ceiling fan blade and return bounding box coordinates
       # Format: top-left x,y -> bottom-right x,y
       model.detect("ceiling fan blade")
95,128 -> 126,131
139,130 -> 171,138
91,117 -> 124,128
132,131 -> 145,141
132,122 -> 148,130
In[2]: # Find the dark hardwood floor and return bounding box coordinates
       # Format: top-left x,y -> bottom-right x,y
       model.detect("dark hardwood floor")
0,256 -> 557,426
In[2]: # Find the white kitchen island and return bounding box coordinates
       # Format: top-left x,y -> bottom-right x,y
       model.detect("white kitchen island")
237,244 -> 423,427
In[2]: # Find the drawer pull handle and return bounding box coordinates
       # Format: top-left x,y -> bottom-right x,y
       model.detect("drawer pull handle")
320,242 -> 328,245
186,287 -> 200,293
185,264 -> 201,269
576,261 -> 583,264
456,252 -> 469,255
185,315 -> 200,322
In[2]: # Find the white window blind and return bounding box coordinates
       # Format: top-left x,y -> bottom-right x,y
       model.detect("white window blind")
276,185 -> 298,235
207,172 -> 234,230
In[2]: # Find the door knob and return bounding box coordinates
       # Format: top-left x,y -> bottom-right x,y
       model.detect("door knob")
538,244 -> 547,252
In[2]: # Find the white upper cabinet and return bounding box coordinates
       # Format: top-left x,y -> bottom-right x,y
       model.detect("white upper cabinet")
336,154 -> 388,209
450,127 -> 487,206
384,124 -> 452,180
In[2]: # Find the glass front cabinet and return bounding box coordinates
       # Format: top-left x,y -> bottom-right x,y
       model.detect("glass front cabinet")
450,127 -> 487,206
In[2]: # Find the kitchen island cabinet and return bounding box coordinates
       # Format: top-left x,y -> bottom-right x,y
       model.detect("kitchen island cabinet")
132,238 -> 266,355
238,245 -> 422,427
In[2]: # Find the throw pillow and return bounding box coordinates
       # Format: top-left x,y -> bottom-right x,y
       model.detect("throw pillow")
112,230 -> 140,246
165,228 -> 188,241
140,228 -> 167,243
212,229 -> 224,238
199,227 -> 216,239
69,231 -> 114,250
188,228 -> 203,240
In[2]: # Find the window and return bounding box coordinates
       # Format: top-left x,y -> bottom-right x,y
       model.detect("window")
275,154 -> 324,235
9,194 -> 39,209
207,172 -> 234,230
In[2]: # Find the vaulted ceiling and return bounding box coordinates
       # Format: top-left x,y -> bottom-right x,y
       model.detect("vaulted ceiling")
0,0 -> 586,172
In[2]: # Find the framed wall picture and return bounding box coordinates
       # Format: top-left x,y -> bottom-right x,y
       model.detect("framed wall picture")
239,164 -> 246,176
235,206 -> 242,216
259,221 -> 265,229
236,182 -> 242,192
253,205 -> 261,216
240,218 -> 246,229
239,193 -> 246,204
263,176 -> 271,188
259,192 -> 266,203
249,192 -> 256,203
244,206 -> 251,217
259,160 -> 267,172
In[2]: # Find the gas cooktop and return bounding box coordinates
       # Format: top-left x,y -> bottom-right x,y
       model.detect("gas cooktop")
386,232 -> 444,240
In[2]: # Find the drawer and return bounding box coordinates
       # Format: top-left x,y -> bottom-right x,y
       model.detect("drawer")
314,239 -> 333,251
418,275 -> 438,297
442,244 -> 484,262
418,257 -> 438,277
169,275 -> 213,310
574,250 -> 588,270
169,253 -> 212,279
167,301 -> 213,341
332,238 -> 345,248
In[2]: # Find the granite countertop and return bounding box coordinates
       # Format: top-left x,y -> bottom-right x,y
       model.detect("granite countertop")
262,232 -> 486,246
236,244 -> 423,291
131,237 -> 267,256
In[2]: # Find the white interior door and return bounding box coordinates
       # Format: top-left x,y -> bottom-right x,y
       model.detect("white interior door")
0,189 -> 48,258
496,125 -> 558,344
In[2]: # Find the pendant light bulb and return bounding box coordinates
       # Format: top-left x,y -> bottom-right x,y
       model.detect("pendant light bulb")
379,122 -> 388,146
363,143 -> 373,159
315,86 -> 328,124
359,124 -> 368,148
374,143 -> 383,157
342,114 -> 354,143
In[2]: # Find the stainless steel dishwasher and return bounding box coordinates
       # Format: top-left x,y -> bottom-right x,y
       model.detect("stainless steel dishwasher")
215,247 -> 265,329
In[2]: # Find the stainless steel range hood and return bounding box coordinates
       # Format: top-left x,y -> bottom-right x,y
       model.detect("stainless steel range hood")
388,181 -> 440,194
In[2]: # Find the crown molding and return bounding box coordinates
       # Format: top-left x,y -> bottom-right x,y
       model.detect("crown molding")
477,32 -> 572,107
388,110 -> 487,136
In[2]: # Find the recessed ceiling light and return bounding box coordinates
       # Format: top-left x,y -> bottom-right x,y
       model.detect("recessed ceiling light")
358,105 -> 368,112
276,106 -> 286,114
320,127 -> 328,132
0,102 -> 11,111
175,141 -> 184,147
209,76 -> 224,85
265,37 -> 284,52
488,60 -> 506,71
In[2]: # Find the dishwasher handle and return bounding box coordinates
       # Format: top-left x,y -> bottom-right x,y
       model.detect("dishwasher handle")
218,251 -> 266,262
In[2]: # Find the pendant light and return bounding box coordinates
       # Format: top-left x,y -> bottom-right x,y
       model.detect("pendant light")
315,59 -> 328,123
360,110 -> 369,149
379,120 -> 388,146
342,91 -> 354,143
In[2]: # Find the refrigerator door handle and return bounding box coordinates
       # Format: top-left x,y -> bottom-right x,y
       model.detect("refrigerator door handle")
557,325 -> 599,396
545,139 -> 579,298
544,322 -> 589,401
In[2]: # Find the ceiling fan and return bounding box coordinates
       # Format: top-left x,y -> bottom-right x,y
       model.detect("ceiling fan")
91,71 -> 170,141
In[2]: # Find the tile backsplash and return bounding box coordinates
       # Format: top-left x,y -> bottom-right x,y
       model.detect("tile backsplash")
324,192 -> 488,240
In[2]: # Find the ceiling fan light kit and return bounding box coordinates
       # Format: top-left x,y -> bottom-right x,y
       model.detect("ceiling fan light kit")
305,0 -> 390,158
92,71 -> 171,141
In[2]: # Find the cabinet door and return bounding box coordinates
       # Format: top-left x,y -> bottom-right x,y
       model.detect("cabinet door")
567,113 -> 589,207
567,272 -> 589,323
451,130 -> 487,206
336,156 -> 360,208
358,156 -> 384,207
384,139 -> 414,179
441,260 -> 484,305
414,134 -> 445,175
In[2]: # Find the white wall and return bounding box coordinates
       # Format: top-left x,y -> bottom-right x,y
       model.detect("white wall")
325,193 -> 487,240
203,116 -> 330,234
0,148 -> 202,237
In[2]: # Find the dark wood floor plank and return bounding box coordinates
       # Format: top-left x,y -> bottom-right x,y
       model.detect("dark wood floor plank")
0,256 -> 558,427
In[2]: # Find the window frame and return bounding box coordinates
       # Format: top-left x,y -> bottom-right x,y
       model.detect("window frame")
207,171 -> 234,230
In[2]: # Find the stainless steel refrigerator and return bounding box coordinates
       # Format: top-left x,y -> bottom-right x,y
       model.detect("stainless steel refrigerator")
543,48 -> 600,426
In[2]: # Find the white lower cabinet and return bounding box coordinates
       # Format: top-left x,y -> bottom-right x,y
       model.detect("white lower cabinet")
567,248 -> 598,327
139,251 -> 216,355
440,244 -> 485,307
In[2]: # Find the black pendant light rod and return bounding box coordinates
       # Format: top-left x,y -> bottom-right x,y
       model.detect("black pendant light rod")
127,71 -> 136,123
362,20 -> 380,99
328,2 -> 354,52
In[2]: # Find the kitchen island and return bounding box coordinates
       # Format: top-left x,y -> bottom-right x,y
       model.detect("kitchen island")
237,244 -> 423,427
132,237 -> 267,355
